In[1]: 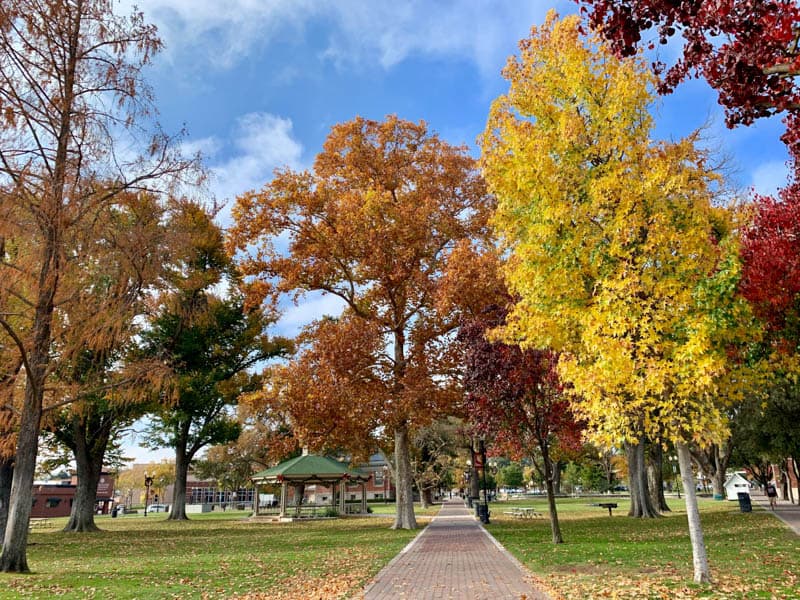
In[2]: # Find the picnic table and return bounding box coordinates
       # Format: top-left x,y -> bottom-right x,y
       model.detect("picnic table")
592,502 -> 618,516
503,507 -> 542,519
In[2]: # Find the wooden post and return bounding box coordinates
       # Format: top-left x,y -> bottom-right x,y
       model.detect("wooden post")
361,482 -> 367,514
338,480 -> 345,514
279,481 -> 288,518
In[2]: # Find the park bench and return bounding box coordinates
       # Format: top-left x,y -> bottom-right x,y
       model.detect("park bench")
503,507 -> 542,519
593,502 -> 617,516
28,518 -> 52,531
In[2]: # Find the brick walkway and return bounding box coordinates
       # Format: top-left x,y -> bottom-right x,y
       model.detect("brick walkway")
749,489 -> 800,535
363,499 -> 548,599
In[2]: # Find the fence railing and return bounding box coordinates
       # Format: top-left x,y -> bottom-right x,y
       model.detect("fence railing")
256,501 -> 367,517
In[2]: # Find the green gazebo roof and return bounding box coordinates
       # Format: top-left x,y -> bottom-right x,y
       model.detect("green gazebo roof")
251,454 -> 370,484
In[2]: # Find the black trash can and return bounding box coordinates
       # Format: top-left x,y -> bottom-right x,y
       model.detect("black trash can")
111,506 -> 118,518
477,503 -> 490,524
737,492 -> 752,513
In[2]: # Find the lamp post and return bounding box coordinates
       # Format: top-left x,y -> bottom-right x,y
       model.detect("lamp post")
669,456 -> 681,499
144,473 -> 153,517
465,459 -> 473,508
479,439 -> 490,524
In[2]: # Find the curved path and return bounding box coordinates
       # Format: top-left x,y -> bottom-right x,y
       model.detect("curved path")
363,499 -> 548,599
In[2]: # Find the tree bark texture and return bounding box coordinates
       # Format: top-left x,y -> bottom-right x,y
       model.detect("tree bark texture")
552,461 -> 563,495
0,381 -> 43,572
626,440 -> 659,518
692,442 -> 731,500
0,460 -> 12,546
647,443 -> 670,512
63,415 -> 113,532
540,445 -> 564,544
711,444 -> 729,500
392,424 -> 417,530
168,438 -> 190,521
677,441 -> 711,584
421,487 -> 433,508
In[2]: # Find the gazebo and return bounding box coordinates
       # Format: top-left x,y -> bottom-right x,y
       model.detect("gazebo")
251,454 -> 371,520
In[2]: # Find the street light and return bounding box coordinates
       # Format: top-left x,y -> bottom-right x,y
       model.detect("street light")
479,439 -> 490,524
144,473 -> 153,517
669,456 -> 681,499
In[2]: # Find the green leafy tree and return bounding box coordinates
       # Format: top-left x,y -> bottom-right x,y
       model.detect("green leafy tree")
139,294 -> 290,520
497,463 -> 525,490
137,206 -> 290,521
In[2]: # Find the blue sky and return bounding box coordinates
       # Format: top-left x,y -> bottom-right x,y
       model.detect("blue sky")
120,0 -> 790,462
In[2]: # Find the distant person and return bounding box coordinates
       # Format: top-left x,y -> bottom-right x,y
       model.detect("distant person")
766,481 -> 778,510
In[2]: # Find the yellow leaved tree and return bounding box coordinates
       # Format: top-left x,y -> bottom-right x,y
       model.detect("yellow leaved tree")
481,12 -> 750,584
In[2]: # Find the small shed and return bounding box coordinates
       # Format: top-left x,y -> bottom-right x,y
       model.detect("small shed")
251,454 -> 371,520
724,472 -> 751,500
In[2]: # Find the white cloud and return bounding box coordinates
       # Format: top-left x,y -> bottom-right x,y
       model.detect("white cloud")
121,0 -> 317,67
322,1 -> 573,76
123,0 -> 575,76
751,160 -> 789,198
198,112 -> 304,225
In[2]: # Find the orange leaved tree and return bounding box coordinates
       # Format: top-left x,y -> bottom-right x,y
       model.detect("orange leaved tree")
228,116 -> 493,529
0,0 -> 193,572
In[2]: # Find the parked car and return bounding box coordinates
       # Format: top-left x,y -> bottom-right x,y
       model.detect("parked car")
147,503 -> 169,513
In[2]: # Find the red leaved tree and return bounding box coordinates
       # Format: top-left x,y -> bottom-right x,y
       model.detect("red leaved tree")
740,184 -> 800,348
459,307 -> 583,544
580,0 -> 800,128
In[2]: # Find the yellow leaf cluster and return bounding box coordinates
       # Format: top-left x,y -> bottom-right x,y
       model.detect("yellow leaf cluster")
482,12 -> 744,447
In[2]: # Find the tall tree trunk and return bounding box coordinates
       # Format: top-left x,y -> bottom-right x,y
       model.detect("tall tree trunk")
677,441 -> 711,584
0,380 -> 43,573
647,443 -> 670,512
626,440 -> 659,518
552,460 -> 563,495
64,421 -> 100,532
541,445 -> 564,544
421,487 -> 433,508
779,462 -> 792,502
63,415 -> 113,532
710,454 -> 726,500
601,450 -> 616,491
392,423 -> 417,530
2,228 -> 60,571
0,459 -> 12,546
169,435 -> 190,521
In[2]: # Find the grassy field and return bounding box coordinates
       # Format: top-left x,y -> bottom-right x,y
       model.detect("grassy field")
2,498 -> 797,599
1,511 -> 423,599
488,496 -> 800,599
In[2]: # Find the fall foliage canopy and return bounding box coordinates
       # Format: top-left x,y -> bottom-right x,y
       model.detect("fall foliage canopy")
228,115 -> 494,529
481,12 -> 740,449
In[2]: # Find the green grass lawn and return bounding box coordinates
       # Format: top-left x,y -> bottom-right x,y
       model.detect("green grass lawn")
3,498 -> 797,599
367,502 -> 440,517
1,511 -> 424,599
487,496 -> 800,599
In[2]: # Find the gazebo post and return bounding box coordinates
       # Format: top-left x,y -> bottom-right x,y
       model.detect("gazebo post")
361,482 -> 367,514
279,480 -> 288,518
338,479 -> 346,514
